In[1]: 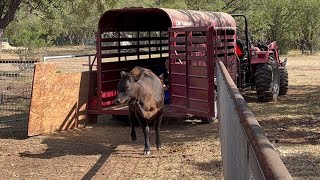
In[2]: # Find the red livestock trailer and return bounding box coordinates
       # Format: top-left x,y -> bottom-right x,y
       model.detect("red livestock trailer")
87,7 -> 237,123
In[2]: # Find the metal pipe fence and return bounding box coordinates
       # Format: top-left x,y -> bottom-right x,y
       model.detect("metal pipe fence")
42,54 -> 96,72
0,60 -> 35,122
217,60 -> 292,180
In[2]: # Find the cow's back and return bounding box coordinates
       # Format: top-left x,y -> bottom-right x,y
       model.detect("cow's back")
130,67 -> 164,119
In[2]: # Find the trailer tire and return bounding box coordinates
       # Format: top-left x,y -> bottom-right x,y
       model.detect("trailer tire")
87,114 -> 98,124
279,68 -> 288,95
254,56 -> 280,102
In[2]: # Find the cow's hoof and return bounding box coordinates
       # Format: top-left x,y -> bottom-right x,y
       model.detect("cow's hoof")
144,150 -> 151,156
131,138 -> 137,142
157,145 -> 164,150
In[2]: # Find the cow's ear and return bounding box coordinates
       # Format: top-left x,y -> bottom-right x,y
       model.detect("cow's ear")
120,71 -> 127,77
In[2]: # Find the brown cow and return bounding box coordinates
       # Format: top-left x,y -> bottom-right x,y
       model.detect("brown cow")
115,66 -> 164,155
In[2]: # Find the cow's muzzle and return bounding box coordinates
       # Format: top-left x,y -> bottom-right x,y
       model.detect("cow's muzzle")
114,93 -> 131,104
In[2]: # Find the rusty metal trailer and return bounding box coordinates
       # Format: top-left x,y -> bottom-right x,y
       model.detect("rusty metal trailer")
87,7 -> 237,122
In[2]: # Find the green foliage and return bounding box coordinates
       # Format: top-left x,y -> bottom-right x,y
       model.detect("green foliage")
2,0 -> 320,53
5,7 -> 48,47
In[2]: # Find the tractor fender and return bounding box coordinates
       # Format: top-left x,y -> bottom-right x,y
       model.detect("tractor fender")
267,41 -> 278,50
268,41 -> 280,61
250,51 -> 270,64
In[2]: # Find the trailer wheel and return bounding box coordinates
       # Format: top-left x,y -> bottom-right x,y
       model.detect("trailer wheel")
87,114 -> 98,124
254,56 -> 280,102
279,68 -> 288,95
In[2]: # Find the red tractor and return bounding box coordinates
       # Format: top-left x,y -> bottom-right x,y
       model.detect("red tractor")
232,15 -> 288,102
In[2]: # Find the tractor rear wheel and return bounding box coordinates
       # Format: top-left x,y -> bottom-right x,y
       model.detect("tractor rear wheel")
279,68 -> 288,95
254,56 -> 280,102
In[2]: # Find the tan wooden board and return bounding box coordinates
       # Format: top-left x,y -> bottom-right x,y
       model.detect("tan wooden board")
28,63 -> 90,136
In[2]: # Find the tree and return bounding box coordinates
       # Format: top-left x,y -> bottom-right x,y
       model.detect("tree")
0,0 -> 22,36
4,0 -> 118,46
0,0 -> 22,30
293,0 -> 320,54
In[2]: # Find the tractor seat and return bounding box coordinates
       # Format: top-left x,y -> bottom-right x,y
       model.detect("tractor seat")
236,39 -> 246,59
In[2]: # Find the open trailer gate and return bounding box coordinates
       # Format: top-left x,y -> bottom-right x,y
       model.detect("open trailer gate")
169,26 -> 236,119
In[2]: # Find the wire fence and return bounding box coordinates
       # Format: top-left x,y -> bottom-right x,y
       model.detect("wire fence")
216,60 -> 292,180
0,54 -> 95,123
0,60 -> 35,122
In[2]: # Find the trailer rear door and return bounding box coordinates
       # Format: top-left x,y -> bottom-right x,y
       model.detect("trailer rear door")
168,26 -> 236,119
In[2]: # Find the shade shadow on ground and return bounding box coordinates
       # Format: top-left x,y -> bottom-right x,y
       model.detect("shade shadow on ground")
15,115 -> 221,179
242,85 -> 320,145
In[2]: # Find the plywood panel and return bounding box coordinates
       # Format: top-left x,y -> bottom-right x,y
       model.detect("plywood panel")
28,63 -> 90,136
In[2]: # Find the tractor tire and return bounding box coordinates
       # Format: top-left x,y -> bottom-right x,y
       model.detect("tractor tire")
279,68 -> 288,95
254,56 -> 280,102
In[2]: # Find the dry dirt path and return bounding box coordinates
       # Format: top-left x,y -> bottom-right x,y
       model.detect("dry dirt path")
244,53 -> 320,180
0,116 -> 222,180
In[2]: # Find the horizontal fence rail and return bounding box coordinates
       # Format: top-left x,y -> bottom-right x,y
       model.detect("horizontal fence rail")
42,54 -> 96,73
217,60 -> 292,180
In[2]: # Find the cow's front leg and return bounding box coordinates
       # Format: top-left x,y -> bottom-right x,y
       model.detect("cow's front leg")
155,110 -> 163,150
140,119 -> 150,155
129,108 -> 137,141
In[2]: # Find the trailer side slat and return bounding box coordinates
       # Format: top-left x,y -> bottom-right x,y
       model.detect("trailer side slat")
101,50 -> 168,58
100,36 -> 168,42
101,43 -> 168,50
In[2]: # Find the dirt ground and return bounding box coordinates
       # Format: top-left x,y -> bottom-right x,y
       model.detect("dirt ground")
244,51 -> 320,179
0,48 -> 223,179
1,48 -> 320,179
0,116 -> 222,180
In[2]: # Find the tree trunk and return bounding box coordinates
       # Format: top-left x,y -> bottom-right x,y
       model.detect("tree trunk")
0,29 -> 2,59
68,35 -> 73,45
0,0 -> 22,30
309,43 -> 313,54
300,39 -> 305,54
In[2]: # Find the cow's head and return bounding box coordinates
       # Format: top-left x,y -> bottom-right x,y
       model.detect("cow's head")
114,68 -> 142,104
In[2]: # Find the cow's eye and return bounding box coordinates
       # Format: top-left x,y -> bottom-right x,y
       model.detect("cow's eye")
125,85 -> 129,90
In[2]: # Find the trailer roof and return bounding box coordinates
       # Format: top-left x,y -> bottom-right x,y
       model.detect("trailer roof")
98,7 -> 236,31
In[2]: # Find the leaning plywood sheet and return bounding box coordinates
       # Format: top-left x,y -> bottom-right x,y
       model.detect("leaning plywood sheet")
28,63 -> 90,136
